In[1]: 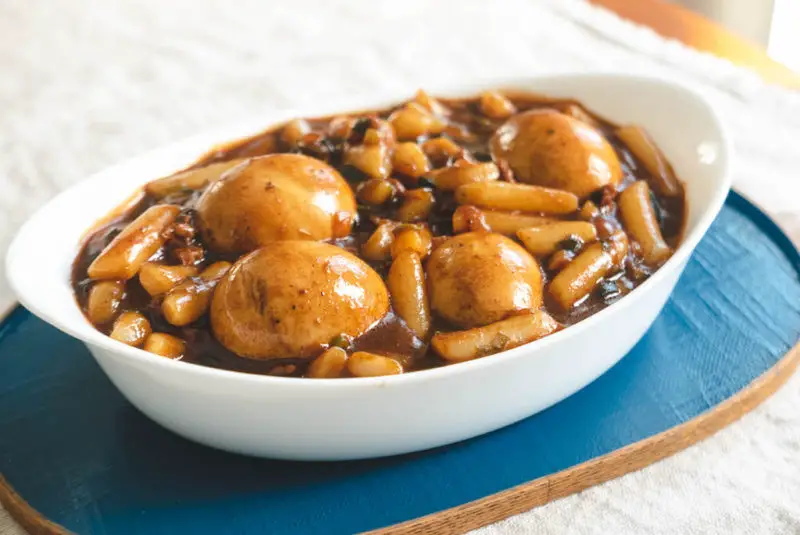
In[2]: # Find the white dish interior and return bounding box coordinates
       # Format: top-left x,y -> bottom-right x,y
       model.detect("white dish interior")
6,74 -> 731,460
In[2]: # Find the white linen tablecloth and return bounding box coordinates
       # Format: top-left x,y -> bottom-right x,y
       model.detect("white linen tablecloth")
1,1 -> 799,533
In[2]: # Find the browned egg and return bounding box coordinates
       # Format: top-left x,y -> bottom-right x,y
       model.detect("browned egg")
491,109 -> 622,198
210,241 -> 389,359
426,232 -> 543,328
196,154 -> 357,254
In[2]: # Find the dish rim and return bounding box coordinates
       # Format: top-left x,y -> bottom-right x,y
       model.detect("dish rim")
6,72 -> 733,389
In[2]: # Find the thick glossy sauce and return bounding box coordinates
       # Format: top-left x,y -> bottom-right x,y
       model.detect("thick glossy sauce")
73,91 -> 685,377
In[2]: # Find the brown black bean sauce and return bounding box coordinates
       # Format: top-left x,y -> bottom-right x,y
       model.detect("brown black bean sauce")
73,91 -> 685,376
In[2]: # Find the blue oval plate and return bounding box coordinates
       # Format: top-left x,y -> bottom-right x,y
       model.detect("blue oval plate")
1,192 -> 799,535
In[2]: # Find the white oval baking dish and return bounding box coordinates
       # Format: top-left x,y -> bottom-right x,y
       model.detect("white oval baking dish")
6,73 -> 731,460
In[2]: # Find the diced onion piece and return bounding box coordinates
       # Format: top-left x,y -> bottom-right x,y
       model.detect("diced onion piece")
396,188 -> 435,222
479,91 -> 517,119
347,352 -> 404,377
110,312 -> 151,347
308,347 -> 348,378
86,281 -> 126,325
392,142 -> 431,178
362,224 -> 396,262
143,333 -> 185,359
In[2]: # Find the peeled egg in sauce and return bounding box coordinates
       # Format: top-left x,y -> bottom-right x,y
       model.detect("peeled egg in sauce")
210,241 -> 389,360
427,232 -> 543,329
196,154 -> 356,254
491,109 -> 622,198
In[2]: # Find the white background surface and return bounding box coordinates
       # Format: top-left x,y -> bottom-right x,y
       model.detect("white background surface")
1,1 -> 799,533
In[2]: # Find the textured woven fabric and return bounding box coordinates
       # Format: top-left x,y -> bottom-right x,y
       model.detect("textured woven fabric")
1,1 -> 799,533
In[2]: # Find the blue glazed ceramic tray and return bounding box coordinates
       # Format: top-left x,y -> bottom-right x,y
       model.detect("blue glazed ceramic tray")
1,192 -> 799,535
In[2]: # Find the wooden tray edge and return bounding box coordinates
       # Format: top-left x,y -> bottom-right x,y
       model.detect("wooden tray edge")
1,333 -> 798,535
0,472 -> 73,535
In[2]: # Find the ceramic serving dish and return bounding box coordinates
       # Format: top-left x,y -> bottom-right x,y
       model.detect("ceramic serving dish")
6,73 -> 731,460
